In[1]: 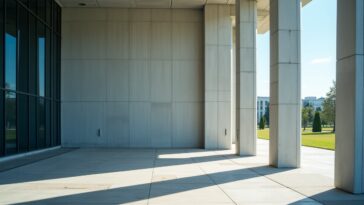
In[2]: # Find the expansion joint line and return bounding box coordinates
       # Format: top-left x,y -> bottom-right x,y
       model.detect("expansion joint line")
190,151 -> 238,205
221,154 -> 321,204
147,149 -> 157,205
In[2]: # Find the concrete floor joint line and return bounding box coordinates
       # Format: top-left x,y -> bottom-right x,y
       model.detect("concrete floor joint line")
147,149 -> 157,205
221,152 -> 322,204
190,150 -> 238,205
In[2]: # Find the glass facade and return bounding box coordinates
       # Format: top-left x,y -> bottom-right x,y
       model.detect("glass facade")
0,0 -> 61,157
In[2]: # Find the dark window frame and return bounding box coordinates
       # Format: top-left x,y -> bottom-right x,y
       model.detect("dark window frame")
4,0 -> 18,155
1,0 -> 61,157
0,0 -> 5,156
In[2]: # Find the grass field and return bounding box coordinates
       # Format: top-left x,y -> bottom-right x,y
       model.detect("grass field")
257,127 -> 335,150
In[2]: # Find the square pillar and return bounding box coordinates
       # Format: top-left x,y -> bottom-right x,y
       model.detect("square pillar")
335,0 -> 364,194
204,5 -> 232,149
235,0 -> 257,156
269,0 -> 301,168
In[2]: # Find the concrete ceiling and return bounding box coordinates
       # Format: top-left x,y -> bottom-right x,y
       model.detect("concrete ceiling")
57,0 -> 312,34
255,0 -> 312,33
57,0 -> 312,9
57,0 -> 234,8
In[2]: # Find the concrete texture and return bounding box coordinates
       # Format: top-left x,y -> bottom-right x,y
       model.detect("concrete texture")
61,8 -> 203,148
204,4 -> 232,150
1,140 -> 364,205
269,0 -> 301,168
235,0 -> 257,156
56,0 -> 312,35
335,0 -> 364,194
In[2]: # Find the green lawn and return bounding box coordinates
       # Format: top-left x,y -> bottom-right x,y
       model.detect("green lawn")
257,128 -> 335,150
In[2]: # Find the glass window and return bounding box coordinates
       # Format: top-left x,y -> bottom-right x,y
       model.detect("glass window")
0,0 -> 4,87
52,2 -> 57,32
57,36 -> 61,99
51,101 -> 56,146
18,94 -> 28,152
37,98 -> 45,148
5,91 -> 16,154
29,14 -> 37,94
45,100 -> 50,146
1,0 -> 62,157
5,0 -> 17,91
28,0 -> 36,14
46,0 -> 51,25
18,5 -> 29,93
56,35 -> 60,100
56,102 -> 60,145
38,23 -> 45,97
45,28 -> 51,97
28,95 -> 37,150
37,0 -> 45,21
0,91 -> 4,156
0,0 -> 4,156
57,6 -> 61,33
19,0 -> 28,7
51,33 -> 56,98
53,4 -> 60,34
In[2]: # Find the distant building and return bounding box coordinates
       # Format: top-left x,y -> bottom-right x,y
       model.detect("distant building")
257,97 -> 270,124
302,96 -> 325,111
257,96 -> 325,124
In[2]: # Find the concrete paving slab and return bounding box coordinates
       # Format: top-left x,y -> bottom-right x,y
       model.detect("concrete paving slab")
0,139 -> 364,204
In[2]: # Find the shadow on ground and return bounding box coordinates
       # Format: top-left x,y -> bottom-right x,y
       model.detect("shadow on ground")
1,147 -> 364,204
290,188 -> 364,205
13,165 -> 291,204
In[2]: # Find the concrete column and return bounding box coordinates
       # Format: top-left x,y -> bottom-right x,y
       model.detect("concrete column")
269,0 -> 301,168
235,0 -> 257,156
204,5 -> 232,149
335,0 -> 364,194
232,27 -> 237,144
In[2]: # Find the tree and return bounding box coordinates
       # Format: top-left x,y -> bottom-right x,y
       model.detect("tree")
302,104 -> 314,127
259,116 -> 265,130
322,81 -> 336,132
307,106 -> 314,125
312,111 -> 322,132
302,107 -> 309,131
321,118 -> 328,128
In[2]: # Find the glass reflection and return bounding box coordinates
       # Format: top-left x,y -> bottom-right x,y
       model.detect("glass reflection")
5,91 -> 16,154
4,33 -> 16,90
38,98 -> 45,148
5,0 -> 16,91
38,32 -> 45,96
1,0 -> 62,157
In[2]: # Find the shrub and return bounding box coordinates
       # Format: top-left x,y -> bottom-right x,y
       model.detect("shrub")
259,116 -> 265,130
312,112 -> 322,132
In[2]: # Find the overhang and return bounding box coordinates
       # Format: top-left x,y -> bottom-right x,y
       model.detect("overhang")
57,0 -> 312,34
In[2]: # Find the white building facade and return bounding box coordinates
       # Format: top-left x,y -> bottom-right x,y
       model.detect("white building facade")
257,97 -> 269,124
302,96 -> 324,111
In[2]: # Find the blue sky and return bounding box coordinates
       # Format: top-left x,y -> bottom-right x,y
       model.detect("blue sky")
256,0 -> 337,98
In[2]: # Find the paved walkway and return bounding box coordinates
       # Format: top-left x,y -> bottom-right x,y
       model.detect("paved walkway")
0,140 -> 364,205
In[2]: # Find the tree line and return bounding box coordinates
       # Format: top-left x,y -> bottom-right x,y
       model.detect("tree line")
259,81 -> 336,133
302,81 -> 336,133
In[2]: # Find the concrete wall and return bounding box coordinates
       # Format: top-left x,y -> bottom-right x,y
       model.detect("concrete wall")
204,5 -> 232,150
61,8 -> 204,148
